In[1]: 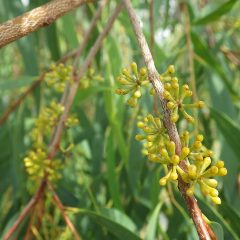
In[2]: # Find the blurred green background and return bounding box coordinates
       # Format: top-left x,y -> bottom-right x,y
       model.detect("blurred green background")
0,0 -> 240,239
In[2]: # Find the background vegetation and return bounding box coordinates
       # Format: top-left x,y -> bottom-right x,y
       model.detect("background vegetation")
0,0 -> 240,239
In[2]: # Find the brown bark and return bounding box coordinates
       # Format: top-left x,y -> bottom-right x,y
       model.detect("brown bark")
0,0 -> 91,48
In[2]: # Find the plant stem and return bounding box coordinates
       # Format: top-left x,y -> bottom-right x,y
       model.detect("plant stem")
0,0 -> 92,48
123,1 -> 215,239
3,180 -> 46,240
48,2 -> 123,158
48,181 -> 81,240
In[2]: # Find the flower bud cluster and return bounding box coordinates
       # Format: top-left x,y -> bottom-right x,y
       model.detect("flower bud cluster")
115,62 -> 148,108
161,65 -> 204,123
31,101 -> 65,144
116,63 -> 227,204
24,148 -> 62,182
135,114 -> 168,155
45,63 -> 73,92
177,132 -> 227,204
80,67 -> 103,89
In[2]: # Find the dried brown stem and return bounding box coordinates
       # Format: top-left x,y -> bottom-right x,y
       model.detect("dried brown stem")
48,181 -> 81,240
0,0 -> 91,48
48,2 -> 123,158
123,1 -> 215,239
3,180 -> 46,240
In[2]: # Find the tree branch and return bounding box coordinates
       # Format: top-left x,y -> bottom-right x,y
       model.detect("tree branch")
3,180 -> 46,240
48,1 -> 123,159
0,0 -> 107,127
48,181 -> 81,240
0,0 -> 91,48
123,1 -> 215,239
1,2 -> 113,238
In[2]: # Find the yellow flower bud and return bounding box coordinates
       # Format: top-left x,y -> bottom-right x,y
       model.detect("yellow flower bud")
135,134 -> 144,141
196,134 -> 204,142
195,154 -> 203,161
215,160 -> 224,168
210,166 -> 218,175
186,187 -> 194,196
160,148 -> 168,158
197,101 -> 205,108
193,141 -> 202,149
134,90 -> 141,98
163,91 -> 172,100
182,84 -> 189,91
131,62 -> 138,75
170,171 -> 178,180
140,67 -> 147,76
181,147 -> 190,159
164,83 -> 171,90
159,178 -> 167,186
218,167 -> 227,176
137,121 -> 145,128
171,155 -> 180,164
203,179 -> 218,188
209,188 -> 219,197
171,113 -> 179,123
211,196 -> 221,205
188,165 -> 197,178
167,101 -> 175,109
150,88 -> 155,95
167,65 -> 175,74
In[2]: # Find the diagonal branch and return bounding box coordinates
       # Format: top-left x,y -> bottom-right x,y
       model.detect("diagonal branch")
47,181 -> 81,240
48,1 -> 123,159
2,3 -> 122,239
0,0 -> 91,48
123,1 -> 215,239
3,180 -> 46,240
0,0 -> 107,127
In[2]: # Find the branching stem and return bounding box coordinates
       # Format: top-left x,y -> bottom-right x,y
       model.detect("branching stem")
123,1 -> 215,239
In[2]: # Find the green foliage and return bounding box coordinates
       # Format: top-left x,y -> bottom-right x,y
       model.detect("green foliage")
0,0 -> 240,239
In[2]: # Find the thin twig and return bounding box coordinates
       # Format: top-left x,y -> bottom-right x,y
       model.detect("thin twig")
0,0 -> 108,127
2,2 -> 118,239
48,2 -> 124,159
123,1 -> 215,239
3,180 -> 46,240
0,49 -> 77,126
0,0 -> 91,48
48,181 -> 81,240
73,0 -> 108,71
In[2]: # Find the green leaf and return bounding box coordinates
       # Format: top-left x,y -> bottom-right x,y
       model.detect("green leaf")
145,202 -> 163,240
78,208 -> 141,240
191,31 -> 234,94
0,76 -> 35,91
210,222 -> 224,240
61,13 -> 79,49
220,203 -> 240,236
45,23 -> 61,61
198,198 -> 239,239
73,86 -> 110,104
105,128 -> 123,210
210,108 -> 240,160
194,0 -> 237,25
